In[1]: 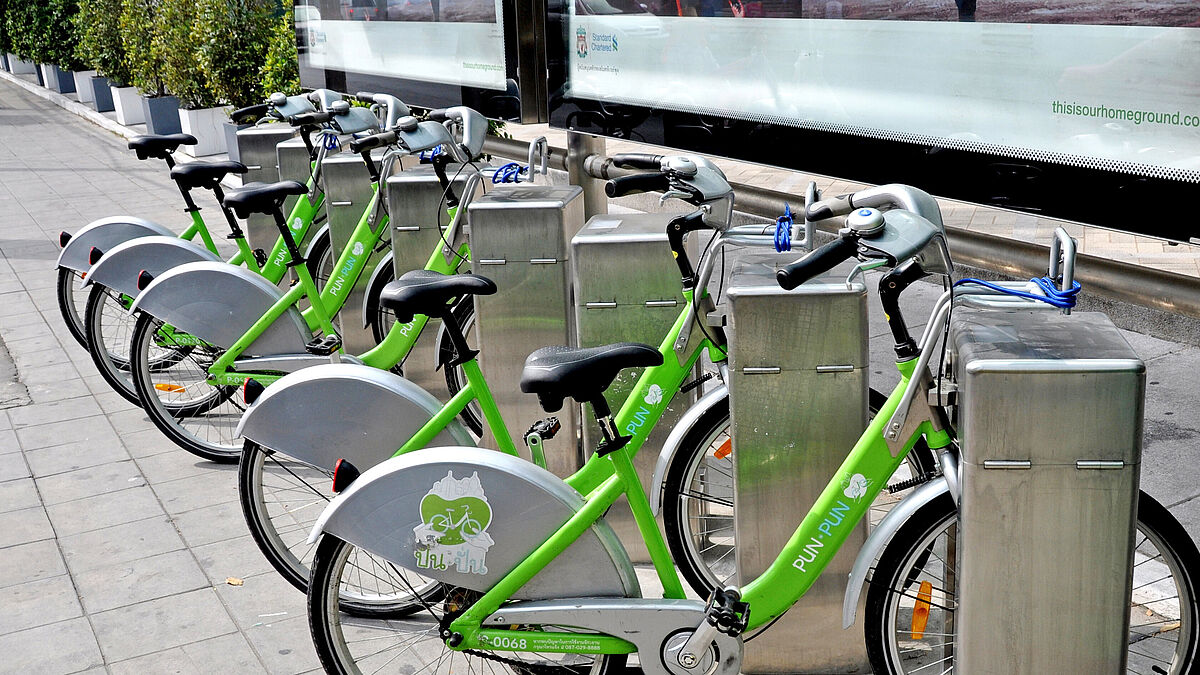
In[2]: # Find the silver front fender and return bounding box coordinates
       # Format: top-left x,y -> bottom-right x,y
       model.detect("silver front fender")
360,249 -> 393,329
57,216 -> 176,272
236,363 -> 474,472
842,476 -> 949,629
129,261 -> 310,356
649,384 -> 727,517
84,236 -> 219,298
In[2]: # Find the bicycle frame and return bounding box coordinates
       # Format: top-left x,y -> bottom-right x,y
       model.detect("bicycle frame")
435,324 -> 954,655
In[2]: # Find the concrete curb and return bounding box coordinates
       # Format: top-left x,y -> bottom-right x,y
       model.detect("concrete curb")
0,68 -> 139,140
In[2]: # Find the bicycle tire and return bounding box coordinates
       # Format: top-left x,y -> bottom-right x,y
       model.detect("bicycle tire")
85,285 -> 188,405
56,267 -> 89,348
662,388 -> 937,597
308,533 -> 626,675
864,490 -> 1200,674
130,312 -> 242,463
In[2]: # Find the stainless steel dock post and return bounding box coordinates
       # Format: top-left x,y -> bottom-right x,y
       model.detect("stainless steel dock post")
571,213 -> 698,561
467,185 -> 586,477
384,166 -> 479,400
317,153 -> 387,353
950,309 -> 1144,674
727,261 -> 871,673
233,125 -> 296,255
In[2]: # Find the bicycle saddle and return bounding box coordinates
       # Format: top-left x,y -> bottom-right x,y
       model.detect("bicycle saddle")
380,270 -> 497,323
222,180 -> 307,219
521,343 -> 663,412
170,160 -> 248,191
128,133 -> 198,160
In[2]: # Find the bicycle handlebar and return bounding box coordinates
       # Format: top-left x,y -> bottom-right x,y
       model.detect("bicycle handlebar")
349,130 -> 398,154
605,172 -> 670,198
289,111 -> 332,127
610,153 -> 665,170
776,234 -> 859,290
230,103 -> 270,124
804,193 -> 855,222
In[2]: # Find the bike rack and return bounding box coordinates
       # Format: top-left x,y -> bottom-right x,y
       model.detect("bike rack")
948,308 -> 1143,672
233,125 -> 298,254
725,258 -> 872,673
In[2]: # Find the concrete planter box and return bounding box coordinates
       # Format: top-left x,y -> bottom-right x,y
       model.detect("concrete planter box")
179,106 -> 231,157
1,53 -> 8,72
90,76 -> 114,112
39,64 -> 75,93
7,55 -> 35,75
73,70 -> 97,103
142,95 -> 182,135
223,121 -> 252,163
34,63 -> 45,86
111,85 -> 145,125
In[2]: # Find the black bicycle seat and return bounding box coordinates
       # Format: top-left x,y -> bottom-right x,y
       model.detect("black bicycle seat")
380,270 -> 496,323
521,343 -> 663,412
170,160 -> 248,191
128,134 -> 198,160
223,180 -> 307,219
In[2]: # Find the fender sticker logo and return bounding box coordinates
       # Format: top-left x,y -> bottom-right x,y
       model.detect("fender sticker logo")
413,471 -> 494,575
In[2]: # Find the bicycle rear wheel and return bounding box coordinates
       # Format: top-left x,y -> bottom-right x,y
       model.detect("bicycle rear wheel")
239,439 -> 442,615
85,285 -> 188,404
56,267 -> 90,348
864,490 -> 1200,674
129,312 -> 243,462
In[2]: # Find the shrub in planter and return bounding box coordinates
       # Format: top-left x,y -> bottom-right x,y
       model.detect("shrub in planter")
44,0 -> 82,93
259,0 -> 301,100
75,0 -> 130,110
159,0 -> 226,154
120,0 -> 179,132
4,2 -> 39,75
195,0 -> 275,158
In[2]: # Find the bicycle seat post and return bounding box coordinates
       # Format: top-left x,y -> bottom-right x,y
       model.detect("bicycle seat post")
437,302 -> 478,367
209,184 -> 247,242
269,206 -> 306,268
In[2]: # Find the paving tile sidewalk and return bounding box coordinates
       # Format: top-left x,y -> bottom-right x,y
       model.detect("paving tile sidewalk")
0,77 -> 1198,675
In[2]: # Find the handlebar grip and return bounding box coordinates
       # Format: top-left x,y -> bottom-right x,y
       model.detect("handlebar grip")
289,111 -> 332,127
426,109 -> 449,122
349,130 -> 398,154
805,193 -> 855,222
355,91 -> 376,102
776,235 -> 858,290
605,172 -> 670,198
230,103 -> 270,124
610,153 -> 664,170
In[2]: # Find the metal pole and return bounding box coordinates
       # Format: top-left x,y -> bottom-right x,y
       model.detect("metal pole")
566,131 -> 607,221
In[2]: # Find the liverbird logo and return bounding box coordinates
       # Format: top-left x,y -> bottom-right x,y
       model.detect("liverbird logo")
576,27 -> 588,59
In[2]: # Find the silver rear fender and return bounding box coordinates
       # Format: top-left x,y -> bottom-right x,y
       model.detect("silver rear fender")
307,446 -> 640,601
236,362 -> 473,472
57,216 -> 175,272
84,236 -> 218,298
649,384 -> 728,516
842,476 -> 949,629
129,260 -> 310,356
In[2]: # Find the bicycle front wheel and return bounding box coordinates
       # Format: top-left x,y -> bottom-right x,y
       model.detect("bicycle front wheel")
239,440 -> 441,614
864,490 -> 1200,674
308,534 -> 626,675
662,389 -> 937,596
85,285 -> 188,405
130,312 -> 243,462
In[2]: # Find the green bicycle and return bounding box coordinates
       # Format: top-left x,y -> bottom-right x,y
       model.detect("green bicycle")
232,155 -> 936,616
127,107 -> 488,462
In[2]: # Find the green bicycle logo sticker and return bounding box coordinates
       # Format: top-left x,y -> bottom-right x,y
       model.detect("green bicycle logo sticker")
413,471 -> 495,575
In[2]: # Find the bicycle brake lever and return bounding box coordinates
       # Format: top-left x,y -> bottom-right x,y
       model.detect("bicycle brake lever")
659,189 -> 692,205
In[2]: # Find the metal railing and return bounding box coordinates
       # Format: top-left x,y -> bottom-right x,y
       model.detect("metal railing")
482,135 -> 1200,320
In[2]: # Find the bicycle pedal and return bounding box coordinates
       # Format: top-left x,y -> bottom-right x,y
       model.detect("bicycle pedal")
524,417 -> 561,445
305,334 -> 342,356
253,249 -> 268,267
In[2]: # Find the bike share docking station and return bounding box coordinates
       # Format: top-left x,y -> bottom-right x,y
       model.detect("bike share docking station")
947,305 -> 1143,673
726,258 -> 873,673
386,164 -> 481,399
233,125 -> 298,255
571,213 -> 703,561
467,182 -> 587,478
